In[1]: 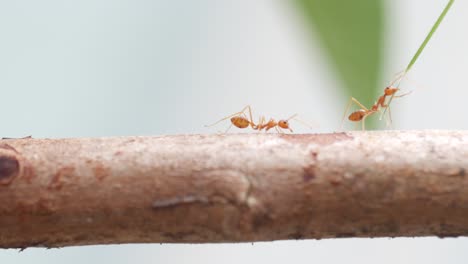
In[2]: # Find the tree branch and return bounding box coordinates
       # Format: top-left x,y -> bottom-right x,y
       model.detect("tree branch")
1,131 -> 468,248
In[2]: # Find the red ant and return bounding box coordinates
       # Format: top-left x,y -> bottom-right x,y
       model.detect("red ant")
255,114 -> 298,133
342,73 -> 412,130
205,105 -> 304,133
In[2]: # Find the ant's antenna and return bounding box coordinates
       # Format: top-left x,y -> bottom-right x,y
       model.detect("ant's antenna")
289,114 -> 317,130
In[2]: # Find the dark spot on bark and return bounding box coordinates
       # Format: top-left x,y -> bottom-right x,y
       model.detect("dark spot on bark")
447,167 -> 466,177
251,212 -> 272,231
48,166 -> 75,190
22,161 -> 36,184
162,231 -> 196,241
360,226 -> 370,234
93,163 -> 110,181
303,151 -> 318,182
330,178 -> 341,186
280,132 -> 353,146
382,220 -> 400,235
0,155 -> 19,185
36,197 -> 54,215
0,144 -> 35,184
288,232 -> 304,240
440,222 -> 449,232
73,234 -> 91,242
16,202 -> 30,223
310,151 -> 318,159
437,233 -> 459,239
335,232 -> 356,238
303,165 -> 316,182
17,197 -> 54,219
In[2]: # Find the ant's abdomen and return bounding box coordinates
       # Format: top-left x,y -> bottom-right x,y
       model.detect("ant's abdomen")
348,110 -> 366,122
231,117 -> 250,128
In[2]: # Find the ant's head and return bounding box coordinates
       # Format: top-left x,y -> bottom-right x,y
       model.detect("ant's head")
279,114 -> 298,132
278,120 -> 289,129
384,87 -> 399,96
278,119 -> 294,132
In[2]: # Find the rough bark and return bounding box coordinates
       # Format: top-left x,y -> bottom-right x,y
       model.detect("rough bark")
1,130 -> 468,248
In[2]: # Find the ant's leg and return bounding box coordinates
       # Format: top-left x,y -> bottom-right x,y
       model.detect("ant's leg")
381,86 -> 414,119
341,98 -> 354,130
379,90 -> 412,120
244,105 -> 257,128
292,116 -> 316,130
402,75 -> 428,95
224,123 -> 234,133
341,97 -> 369,130
379,106 -> 391,126
361,110 -> 378,131
233,105 -> 256,128
382,90 -> 411,121
389,107 -> 394,128
380,94 -> 394,120
351,97 -> 369,110
381,71 -> 415,119
205,111 -> 244,127
205,105 -> 251,127
394,90 -> 413,98
393,73 -> 425,94
286,113 -> 298,121
388,70 -> 406,86
257,116 -> 265,132
385,106 -> 394,128
284,113 -> 299,132
277,126 -> 288,134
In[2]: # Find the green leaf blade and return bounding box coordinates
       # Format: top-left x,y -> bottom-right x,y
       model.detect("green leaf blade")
294,0 -> 385,129
405,0 -> 455,73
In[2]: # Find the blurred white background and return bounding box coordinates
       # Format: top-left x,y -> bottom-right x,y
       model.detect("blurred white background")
1,0 -> 467,263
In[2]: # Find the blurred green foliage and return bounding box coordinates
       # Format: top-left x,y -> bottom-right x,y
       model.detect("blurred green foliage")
295,0 -> 384,128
